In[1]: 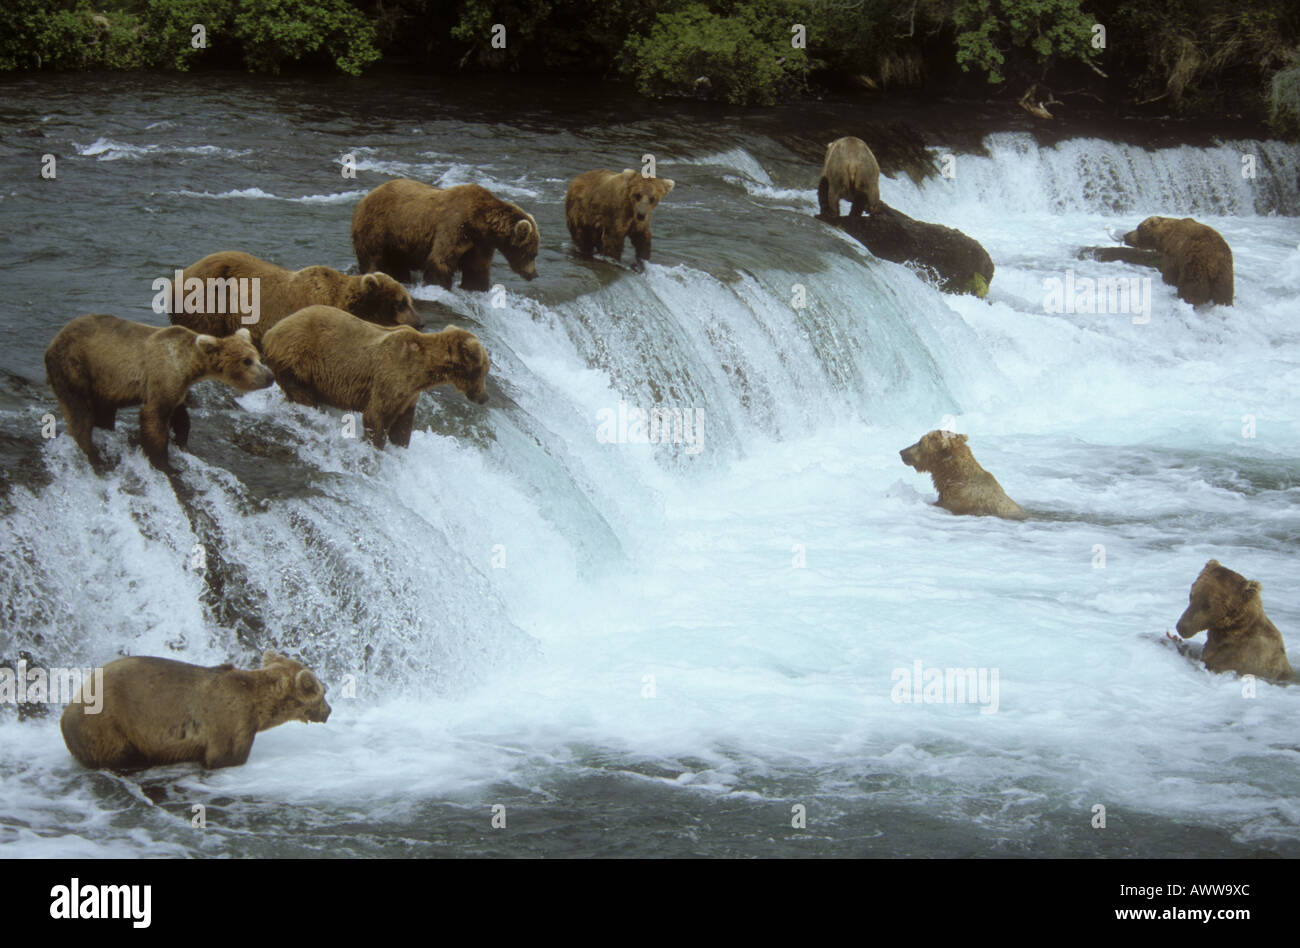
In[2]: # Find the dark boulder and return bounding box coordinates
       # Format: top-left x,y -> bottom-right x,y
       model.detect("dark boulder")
821,202 -> 994,297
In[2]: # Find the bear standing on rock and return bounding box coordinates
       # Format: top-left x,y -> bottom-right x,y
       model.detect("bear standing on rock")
818,136 -> 882,220
60,651 -> 330,770
351,179 -> 539,291
45,315 -> 275,472
1122,216 -> 1233,306
1175,559 -> 1292,681
565,169 -> 675,265
261,305 -> 490,449
169,251 -> 421,346
899,430 -> 1027,520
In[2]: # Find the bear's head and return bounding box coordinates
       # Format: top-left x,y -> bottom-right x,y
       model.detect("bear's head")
1123,216 -> 1180,250
622,169 -> 675,224
196,328 -> 275,391
259,650 -> 331,727
502,213 -> 540,281
900,430 -> 965,472
1176,559 -> 1264,638
395,326 -> 491,405
354,272 -> 421,329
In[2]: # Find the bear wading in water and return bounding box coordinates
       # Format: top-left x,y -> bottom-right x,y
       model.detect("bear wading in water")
1175,559 -> 1292,681
899,430 -> 1027,520
60,651 -> 330,770
565,168 -> 675,265
261,305 -> 490,449
351,179 -> 539,291
1122,216 -> 1233,307
44,314 -> 274,472
168,250 -> 421,347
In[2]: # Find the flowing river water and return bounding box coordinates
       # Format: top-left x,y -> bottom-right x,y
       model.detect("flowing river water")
1,73 -> 1298,857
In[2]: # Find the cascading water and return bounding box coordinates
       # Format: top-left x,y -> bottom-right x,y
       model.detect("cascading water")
1,75 -> 1298,856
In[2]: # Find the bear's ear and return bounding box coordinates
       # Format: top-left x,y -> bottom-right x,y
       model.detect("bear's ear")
296,669 -> 323,698
1205,559 -> 1220,569
514,218 -> 535,242
195,334 -> 219,354
362,273 -> 379,289
233,328 -> 252,343
659,178 -> 675,194
262,649 -> 287,667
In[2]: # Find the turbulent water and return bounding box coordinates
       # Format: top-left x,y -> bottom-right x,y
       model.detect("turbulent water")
1,74 -> 1298,857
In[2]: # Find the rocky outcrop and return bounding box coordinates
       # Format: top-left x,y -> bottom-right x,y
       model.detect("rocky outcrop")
821,202 -> 995,297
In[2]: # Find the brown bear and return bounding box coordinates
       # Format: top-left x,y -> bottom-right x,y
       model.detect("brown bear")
1175,559 -> 1292,681
1122,216 -> 1233,306
60,651 -> 330,770
351,179 -> 539,291
899,430 -> 1027,520
261,305 -> 490,449
167,250 -> 420,346
564,169 -> 676,265
44,315 -> 275,472
818,136 -> 882,220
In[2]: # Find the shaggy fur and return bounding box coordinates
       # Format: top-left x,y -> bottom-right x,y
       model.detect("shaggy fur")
565,169 -> 675,264
351,180 -> 539,291
60,651 -> 330,770
169,250 -> 420,345
1176,559 -> 1292,680
1122,216 -> 1233,306
818,136 -> 882,220
44,314 -> 274,471
261,305 -> 490,448
899,430 -> 1027,520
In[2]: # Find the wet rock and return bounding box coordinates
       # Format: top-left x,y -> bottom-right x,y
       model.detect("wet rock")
821,202 -> 995,296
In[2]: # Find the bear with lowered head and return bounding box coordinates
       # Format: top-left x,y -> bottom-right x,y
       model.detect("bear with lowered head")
60,651 -> 330,770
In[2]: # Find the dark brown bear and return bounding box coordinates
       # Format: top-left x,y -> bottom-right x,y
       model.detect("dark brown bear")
60,651 -> 330,770
899,430 -> 1027,520
260,305 -> 490,449
1175,559 -> 1292,681
44,315 -> 274,471
818,137 -> 882,220
351,179 -> 539,291
168,250 -> 420,346
564,169 -> 675,264
1122,216 -> 1233,306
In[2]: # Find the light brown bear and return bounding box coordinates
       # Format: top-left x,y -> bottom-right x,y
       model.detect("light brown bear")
818,136 -> 882,220
899,430 -> 1027,520
168,250 -> 420,346
565,169 -> 675,264
1175,559 -> 1292,681
60,651 -> 330,770
44,314 -> 275,472
351,179 -> 539,291
261,305 -> 490,449
1122,216 -> 1233,306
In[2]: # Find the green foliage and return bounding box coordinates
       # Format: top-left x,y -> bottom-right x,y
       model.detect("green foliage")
1268,51 -> 1300,139
232,0 -> 380,75
623,1 -> 809,105
139,0 -> 235,71
951,0 -> 1098,84
0,1 -> 132,70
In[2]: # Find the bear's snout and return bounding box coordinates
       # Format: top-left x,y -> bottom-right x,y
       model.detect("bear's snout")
257,366 -> 275,388
307,700 -> 331,723
900,446 -> 918,467
1122,230 -> 1139,247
